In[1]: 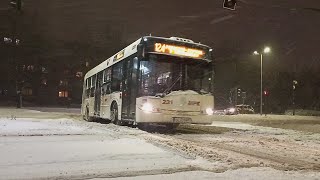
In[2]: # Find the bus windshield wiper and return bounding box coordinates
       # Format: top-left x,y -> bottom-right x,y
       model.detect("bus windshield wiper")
161,74 -> 182,96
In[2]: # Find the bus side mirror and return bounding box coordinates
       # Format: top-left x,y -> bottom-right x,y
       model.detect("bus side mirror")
137,44 -> 145,60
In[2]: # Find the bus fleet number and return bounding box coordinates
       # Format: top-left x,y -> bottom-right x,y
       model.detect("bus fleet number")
162,100 -> 173,104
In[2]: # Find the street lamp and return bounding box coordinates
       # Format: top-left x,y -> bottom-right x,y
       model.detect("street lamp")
264,47 -> 271,53
253,47 -> 271,115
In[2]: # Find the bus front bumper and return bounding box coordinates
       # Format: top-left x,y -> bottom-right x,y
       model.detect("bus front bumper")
136,109 -> 213,124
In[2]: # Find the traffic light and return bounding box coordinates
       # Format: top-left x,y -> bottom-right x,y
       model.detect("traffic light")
237,88 -> 241,97
10,0 -> 22,11
263,90 -> 269,96
293,80 -> 298,90
223,0 -> 237,10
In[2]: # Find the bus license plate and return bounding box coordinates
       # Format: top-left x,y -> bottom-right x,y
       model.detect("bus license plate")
173,117 -> 192,123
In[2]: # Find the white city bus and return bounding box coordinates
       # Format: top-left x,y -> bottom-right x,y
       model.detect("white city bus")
81,36 -> 214,128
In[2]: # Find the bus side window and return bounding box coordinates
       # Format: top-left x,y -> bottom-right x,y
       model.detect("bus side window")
102,83 -> 111,95
103,68 -> 112,83
102,68 -> 112,95
86,77 -> 91,98
90,75 -> 96,97
111,62 -> 123,92
107,84 -> 111,94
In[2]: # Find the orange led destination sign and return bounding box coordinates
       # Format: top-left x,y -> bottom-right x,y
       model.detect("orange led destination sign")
154,43 -> 204,58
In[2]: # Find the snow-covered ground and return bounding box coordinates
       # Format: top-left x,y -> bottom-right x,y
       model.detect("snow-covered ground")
0,108 -> 319,179
0,117 -> 196,180
210,114 -> 320,133
0,135 -> 194,179
104,168 -> 320,180
211,114 -> 320,123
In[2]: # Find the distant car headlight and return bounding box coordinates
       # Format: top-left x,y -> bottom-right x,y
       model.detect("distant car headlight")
141,103 -> 153,113
206,108 -> 214,115
228,108 -> 235,113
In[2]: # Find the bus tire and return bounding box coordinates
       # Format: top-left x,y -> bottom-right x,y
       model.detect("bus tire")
130,122 -> 137,128
137,123 -> 147,130
166,123 -> 179,130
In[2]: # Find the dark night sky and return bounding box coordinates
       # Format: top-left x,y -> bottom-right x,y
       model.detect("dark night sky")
1,0 -> 320,67
0,0 -> 320,108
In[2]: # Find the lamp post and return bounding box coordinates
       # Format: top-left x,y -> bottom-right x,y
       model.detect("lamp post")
253,47 -> 271,115
292,80 -> 298,116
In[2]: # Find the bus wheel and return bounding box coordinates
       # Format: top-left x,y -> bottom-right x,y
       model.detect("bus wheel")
111,102 -> 121,125
130,122 -> 137,128
137,123 -> 147,130
166,123 -> 179,129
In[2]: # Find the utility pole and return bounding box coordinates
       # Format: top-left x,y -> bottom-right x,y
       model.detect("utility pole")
234,88 -> 237,106
260,53 -> 263,115
9,0 -> 23,108
253,47 -> 271,115
242,91 -> 246,105
292,80 -> 298,116
263,90 -> 269,116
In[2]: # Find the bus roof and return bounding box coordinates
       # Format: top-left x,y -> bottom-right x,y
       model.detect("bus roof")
147,36 -> 212,49
84,36 -> 212,80
84,38 -> 142,79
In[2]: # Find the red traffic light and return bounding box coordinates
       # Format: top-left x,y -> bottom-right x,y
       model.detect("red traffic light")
263,90 -> 269,96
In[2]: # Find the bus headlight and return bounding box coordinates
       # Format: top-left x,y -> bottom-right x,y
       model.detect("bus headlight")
205,108 -> 214,115
142,103 -> 153,113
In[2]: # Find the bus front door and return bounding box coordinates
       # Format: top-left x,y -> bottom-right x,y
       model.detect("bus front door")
121,57 -> 138,120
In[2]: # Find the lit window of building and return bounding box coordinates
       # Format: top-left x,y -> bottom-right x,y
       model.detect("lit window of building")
58,91 -> 68,98
64,69 -> 70,75
22,87 -> 33,96
41,67 -> 48,73
27,65 -> 34,71
59,80 -> 68,86
41,79 -> 47,85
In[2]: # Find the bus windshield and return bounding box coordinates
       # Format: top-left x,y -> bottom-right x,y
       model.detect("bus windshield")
139,54 -> 213,96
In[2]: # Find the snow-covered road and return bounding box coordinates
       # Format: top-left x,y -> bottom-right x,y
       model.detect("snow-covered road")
0,108 -> 319,179
0,117 -> 196,179
0,135 -> 194,179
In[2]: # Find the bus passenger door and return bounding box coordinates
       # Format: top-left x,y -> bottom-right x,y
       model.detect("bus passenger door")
94,72 -> 103,116
121,57 -> 138,120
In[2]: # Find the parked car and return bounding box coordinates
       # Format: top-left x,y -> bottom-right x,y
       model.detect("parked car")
236,104 -> 255,114
224,107 -> 237,115
213,110 -> 225,115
